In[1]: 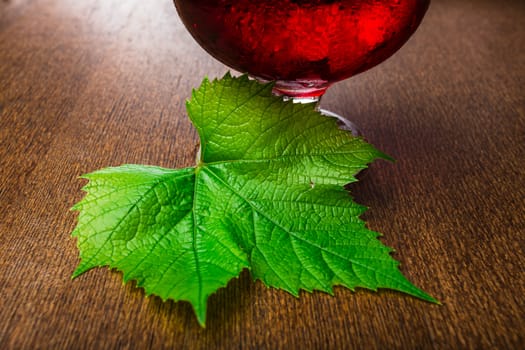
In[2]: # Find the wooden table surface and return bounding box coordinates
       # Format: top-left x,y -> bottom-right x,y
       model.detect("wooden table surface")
1,0 -> 524,348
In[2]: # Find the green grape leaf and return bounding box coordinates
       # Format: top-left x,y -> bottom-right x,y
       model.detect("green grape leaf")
72,74 -> 437,327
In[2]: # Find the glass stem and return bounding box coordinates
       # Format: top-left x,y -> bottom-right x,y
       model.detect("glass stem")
284,95 -> 322,111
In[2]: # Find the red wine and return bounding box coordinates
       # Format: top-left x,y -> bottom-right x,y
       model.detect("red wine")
175,0 -> 429,97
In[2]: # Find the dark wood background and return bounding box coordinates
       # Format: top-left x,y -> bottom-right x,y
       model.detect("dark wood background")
1,0 -> 523,348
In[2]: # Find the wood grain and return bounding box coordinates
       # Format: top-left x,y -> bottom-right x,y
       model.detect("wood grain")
1,0 -> 524,348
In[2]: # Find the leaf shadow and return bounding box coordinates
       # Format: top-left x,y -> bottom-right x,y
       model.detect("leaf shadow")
142,269 -> 255,332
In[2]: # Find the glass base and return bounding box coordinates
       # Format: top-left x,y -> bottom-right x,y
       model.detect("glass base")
280,94 -> 362,137
319,109 -> 361,137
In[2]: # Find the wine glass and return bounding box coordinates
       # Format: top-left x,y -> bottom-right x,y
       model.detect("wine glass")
173,0 -> 430,134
